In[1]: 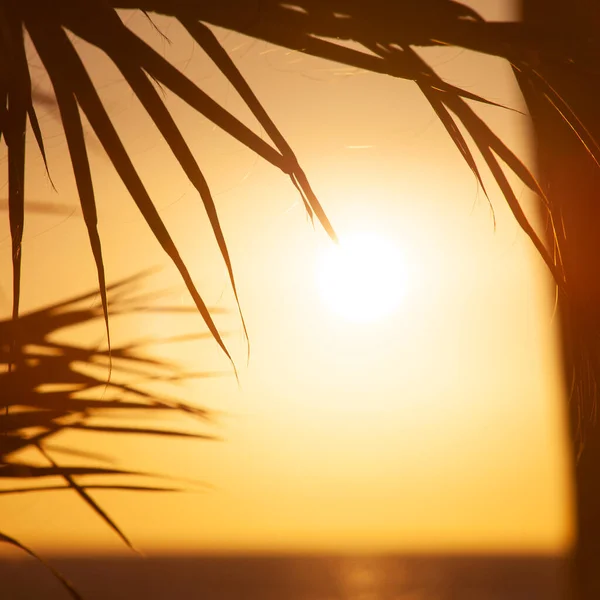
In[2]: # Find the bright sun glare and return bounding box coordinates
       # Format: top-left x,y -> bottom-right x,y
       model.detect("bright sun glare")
317,232 -> 407,323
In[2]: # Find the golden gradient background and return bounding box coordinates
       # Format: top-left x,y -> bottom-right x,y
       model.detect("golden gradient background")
0,1 -> 573,556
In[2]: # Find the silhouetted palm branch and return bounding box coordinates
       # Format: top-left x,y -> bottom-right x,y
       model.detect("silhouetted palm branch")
2,0 -> 339,372
157,1 -> 597,275
176,0 -> 596,285
4,1 -> 598,349
1,272 -> 224,595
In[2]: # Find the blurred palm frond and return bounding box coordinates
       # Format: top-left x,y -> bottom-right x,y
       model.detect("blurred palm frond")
0,531 -> 84,600
1,272 -> 223,571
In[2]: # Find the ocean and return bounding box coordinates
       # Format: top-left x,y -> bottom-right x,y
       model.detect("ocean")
0,554 -> 568,599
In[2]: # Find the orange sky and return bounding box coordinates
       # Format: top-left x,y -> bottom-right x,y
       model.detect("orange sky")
0,2 -> 574,555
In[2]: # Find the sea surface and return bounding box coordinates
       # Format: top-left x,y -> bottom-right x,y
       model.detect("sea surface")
0,554 -> 568,599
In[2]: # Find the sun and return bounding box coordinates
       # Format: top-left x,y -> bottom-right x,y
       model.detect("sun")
316,231 -> 407,323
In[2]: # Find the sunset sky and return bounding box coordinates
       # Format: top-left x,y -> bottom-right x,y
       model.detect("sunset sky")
0,1 -> 573,556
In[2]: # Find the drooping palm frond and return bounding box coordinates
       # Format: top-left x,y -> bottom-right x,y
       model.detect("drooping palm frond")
110,0 -> 600,285
1,1 -> 337,375
5,1 -> 597,364
1,272 -> 223,565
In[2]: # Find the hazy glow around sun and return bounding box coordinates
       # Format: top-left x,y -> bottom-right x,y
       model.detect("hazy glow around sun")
317,232 -> 407,323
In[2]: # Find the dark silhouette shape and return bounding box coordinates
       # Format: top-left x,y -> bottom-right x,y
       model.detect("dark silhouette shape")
517,2 -> 600,598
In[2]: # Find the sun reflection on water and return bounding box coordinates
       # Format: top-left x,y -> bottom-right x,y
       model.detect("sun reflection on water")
336,558 -> 428,600
340,559 -> 384,599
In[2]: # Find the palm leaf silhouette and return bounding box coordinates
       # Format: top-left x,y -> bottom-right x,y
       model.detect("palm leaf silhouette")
3,0 -> 339,370
1,271 -> 223,595
6,1 -> 598,357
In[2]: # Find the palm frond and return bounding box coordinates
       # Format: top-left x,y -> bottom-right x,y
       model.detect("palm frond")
5,0 -> 341,373
5,1 -> 596,366
1,272 -> 222,551
106,0 -> 598,286
0,532 -> 83,600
